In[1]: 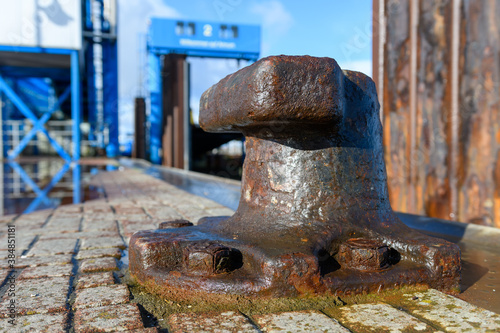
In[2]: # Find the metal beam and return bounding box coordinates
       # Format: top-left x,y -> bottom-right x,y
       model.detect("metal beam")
72,163 -> 81,204
102,39 -> 119,157
148,52 -> 162,164
133,97 -> 146,159
0,45 -> 73,55
0,88 -> 3,160
71,50 -> 81,161
71,50 -> 81,204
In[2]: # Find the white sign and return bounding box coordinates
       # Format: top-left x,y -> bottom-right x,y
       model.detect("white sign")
179,39 -> 236,49
0,0 -> 82,50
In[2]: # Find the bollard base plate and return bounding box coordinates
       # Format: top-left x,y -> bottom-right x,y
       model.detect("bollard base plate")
129,216 -> 461,299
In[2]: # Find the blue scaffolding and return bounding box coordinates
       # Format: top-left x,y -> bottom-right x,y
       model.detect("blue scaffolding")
0,46 -> 81,212
0,0 -> 118,213
83,0 -> 119,157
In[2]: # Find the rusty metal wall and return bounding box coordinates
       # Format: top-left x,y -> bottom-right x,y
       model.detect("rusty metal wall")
373,0 -> 500,227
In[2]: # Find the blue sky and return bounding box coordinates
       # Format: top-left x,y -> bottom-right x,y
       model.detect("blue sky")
118,0 -> 373,141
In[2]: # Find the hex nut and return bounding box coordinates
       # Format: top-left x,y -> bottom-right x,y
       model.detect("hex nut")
183,242 -> 239,276
337,238 -> 395,272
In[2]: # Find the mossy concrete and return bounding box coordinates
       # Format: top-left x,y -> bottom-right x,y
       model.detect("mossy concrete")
125,270 -> 429,330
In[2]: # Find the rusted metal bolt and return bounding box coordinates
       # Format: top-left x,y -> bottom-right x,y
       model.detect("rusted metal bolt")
337,238 -> 395,272
183,242 -> 239,276
159,220 -> 193,229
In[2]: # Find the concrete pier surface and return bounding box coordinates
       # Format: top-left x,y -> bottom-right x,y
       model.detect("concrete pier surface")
0,165 -> 499,332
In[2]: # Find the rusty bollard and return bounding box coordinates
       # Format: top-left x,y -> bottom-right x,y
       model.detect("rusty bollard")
129,55 -> 461,299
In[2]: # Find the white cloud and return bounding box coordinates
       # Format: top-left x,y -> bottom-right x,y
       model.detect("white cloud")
118,0 -> 181,142
251,0 -> 293,36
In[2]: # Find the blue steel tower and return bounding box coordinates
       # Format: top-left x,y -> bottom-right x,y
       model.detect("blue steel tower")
0,0 -> 118,212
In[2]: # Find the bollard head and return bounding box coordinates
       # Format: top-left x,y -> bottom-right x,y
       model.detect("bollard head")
199,55 -> 347,134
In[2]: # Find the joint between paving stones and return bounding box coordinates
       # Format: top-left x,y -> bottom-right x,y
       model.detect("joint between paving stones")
65,238 -> 82,332
18,234 -> 41,257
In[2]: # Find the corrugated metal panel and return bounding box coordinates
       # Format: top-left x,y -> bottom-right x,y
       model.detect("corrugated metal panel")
374,0 -> 500,228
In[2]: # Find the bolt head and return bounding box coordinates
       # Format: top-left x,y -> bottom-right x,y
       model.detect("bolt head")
337,238 -> 393,272
183,242 -> 237,276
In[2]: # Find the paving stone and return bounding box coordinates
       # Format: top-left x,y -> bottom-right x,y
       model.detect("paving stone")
12,221 -> 46,232
83,205 -> 113,214
74,284 -> 130,309
9,227 -> 54,236
74,303 -> 143,332
81,236 -> 126,250
18,264 -> 73,280
175,204 -> 205,216
76,247 -> 122,260
83,205 -> 113,213
0,276 -> 69,317
332,303 -> 432,333
39,230 -> 119,240
26,239 -> 77,256
80,257 -> 118,273
0,234 -> 36,252
56,204 -> 82,213
144,206 -> 183,220
0,254 -> 73,269
0,214 -> 17,224
108,199 -> 135,206
117,215 -> 151,223
83,208 -> 114,215
114,207 -> 145,216
50,213 -> 81,220
253,310 -> 350,333
205,207 -> 236,217
82,220 -> 119,232
48,214 -> 81,221
42,218 -> 81,233
168,311 -> 260,333
121,219 -> 156,228
397,289 -> 500,332
76,272 -> 115,289
121,222 -> 157,237
15,210 -> 51,224
135,200 -> 161,208
0,311 -> 68,332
